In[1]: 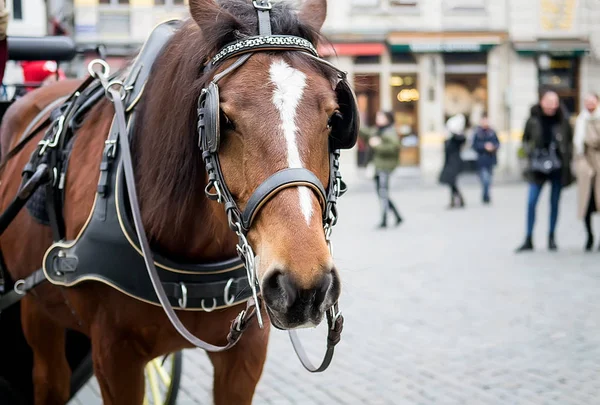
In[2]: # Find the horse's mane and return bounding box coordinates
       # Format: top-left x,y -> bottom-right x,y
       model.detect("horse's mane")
131,0 -> 331,250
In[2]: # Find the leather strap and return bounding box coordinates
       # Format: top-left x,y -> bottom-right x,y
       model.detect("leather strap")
0,75 -> 95,175
254,0 -> 272,36
0,164 -> 50,236
241,168 -> 327,230
111,88 -> 254,352
288,304 -> 344,373
19,97 -> 68,143
212,53 -> 253,84
0,268 -> 47,312
163,277 -> 249,303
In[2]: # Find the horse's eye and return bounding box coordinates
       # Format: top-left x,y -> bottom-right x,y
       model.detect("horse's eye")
221,111 -> 235,131
327,111 -> 343,130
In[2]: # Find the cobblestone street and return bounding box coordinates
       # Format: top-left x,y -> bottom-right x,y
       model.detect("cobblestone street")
72,179 -> 600,404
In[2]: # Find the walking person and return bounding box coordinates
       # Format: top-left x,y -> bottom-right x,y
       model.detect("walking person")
439,114 -> 467,208
359,111 -> 403,229
472,113 -> 500,204
573,93 -> 600,251
516,89 -> 574,252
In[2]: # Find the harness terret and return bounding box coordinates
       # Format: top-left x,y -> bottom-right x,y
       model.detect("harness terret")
0,1 -> 358,373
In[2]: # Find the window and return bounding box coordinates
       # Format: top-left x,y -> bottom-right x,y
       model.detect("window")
444,0 -> 486,11
389,0 -> 418,6
99,0 -> 129,4
351,0 -> 418,10
354,55 -> 381,64
12,0 -> 22,20
391,53 -> 417,64
155,0 -> 185,5
98,11 -> 130,34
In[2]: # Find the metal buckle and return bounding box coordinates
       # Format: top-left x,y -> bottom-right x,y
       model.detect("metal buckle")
105,80 -> 129,102
329,305 -> 342,329
233,309 -> 246,332
88,59 -> 110,79
13,280 -> 26,295
104,139 -> 117,158
233,222 -> 263,328
224,278 -> 236,306
38,115 -> 65,156
201,298 -> 217,312
253,0 -> 272,10
178,282 -> 188,309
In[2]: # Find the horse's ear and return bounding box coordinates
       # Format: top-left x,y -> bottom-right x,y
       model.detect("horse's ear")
297,0 -> 327,33
188,0 -> 234,30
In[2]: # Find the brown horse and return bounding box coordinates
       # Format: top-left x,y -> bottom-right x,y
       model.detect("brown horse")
0,0 -> 346,404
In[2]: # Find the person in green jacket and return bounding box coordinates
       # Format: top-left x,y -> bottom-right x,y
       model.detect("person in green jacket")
360,110 -> 403,229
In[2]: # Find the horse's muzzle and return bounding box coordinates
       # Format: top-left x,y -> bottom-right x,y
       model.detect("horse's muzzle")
261,268 -> 340,330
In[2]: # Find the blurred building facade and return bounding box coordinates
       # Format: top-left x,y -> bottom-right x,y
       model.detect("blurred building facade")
66,0 -> 600,177
321,0 -> 600,177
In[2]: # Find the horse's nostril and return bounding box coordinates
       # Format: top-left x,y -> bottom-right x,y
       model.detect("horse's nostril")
315,272 -> 333,308
263,270 -> 297,309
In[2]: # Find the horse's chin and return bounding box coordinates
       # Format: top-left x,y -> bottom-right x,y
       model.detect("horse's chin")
264,306 -> 323,331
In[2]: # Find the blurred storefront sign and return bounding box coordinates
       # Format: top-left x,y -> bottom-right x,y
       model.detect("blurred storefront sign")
387,32 -> 506,54
513,40 -> 590,57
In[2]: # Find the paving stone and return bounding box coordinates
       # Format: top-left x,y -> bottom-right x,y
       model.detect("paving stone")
68,183 -> 600,404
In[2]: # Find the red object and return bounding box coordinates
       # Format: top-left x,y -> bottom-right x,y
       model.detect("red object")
20,60 -> 66,91
318,43 -> 386,57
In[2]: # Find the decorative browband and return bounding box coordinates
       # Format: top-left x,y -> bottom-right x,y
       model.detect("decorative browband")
211,35 -> 319,65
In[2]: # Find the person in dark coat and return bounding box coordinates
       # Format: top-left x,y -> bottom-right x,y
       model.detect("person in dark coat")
439,114 -> 466,208
472,113 -> 500,204
516,89 -> 574,252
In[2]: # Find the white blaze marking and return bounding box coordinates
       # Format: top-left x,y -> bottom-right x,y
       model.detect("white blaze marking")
269,59 -> 313,224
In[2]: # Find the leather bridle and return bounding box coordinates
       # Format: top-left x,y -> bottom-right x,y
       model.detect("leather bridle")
92,0 -> 352,373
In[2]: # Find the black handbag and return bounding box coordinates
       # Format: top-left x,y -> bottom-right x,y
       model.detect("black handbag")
530,143 -> 562,175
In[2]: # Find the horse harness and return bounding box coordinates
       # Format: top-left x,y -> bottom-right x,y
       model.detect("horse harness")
0,1 -> 358,372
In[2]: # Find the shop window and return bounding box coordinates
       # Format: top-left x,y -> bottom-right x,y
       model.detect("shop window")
354,74 -> 380,167
391,53 -> 417,64
538,56 -> 579,115
444,74 -> 487,132
443,52 -> 488,65
391,74 -> 420,166
354,55 -> 381,65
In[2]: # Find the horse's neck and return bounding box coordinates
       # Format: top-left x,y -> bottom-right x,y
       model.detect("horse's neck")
133,68 -> 238,262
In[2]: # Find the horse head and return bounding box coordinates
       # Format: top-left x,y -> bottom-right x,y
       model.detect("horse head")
136,0 -> 357,331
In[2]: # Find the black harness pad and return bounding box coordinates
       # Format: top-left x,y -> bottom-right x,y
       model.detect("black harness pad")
40,20 -> 251,311
26,137 -> 75,225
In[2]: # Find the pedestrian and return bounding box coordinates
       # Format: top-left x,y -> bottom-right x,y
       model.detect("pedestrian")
573,93 -> 600,251
439,113 -> 466,208
516,89 -> 574,252
359,110 -> 403,229
472,113 -> 500,204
